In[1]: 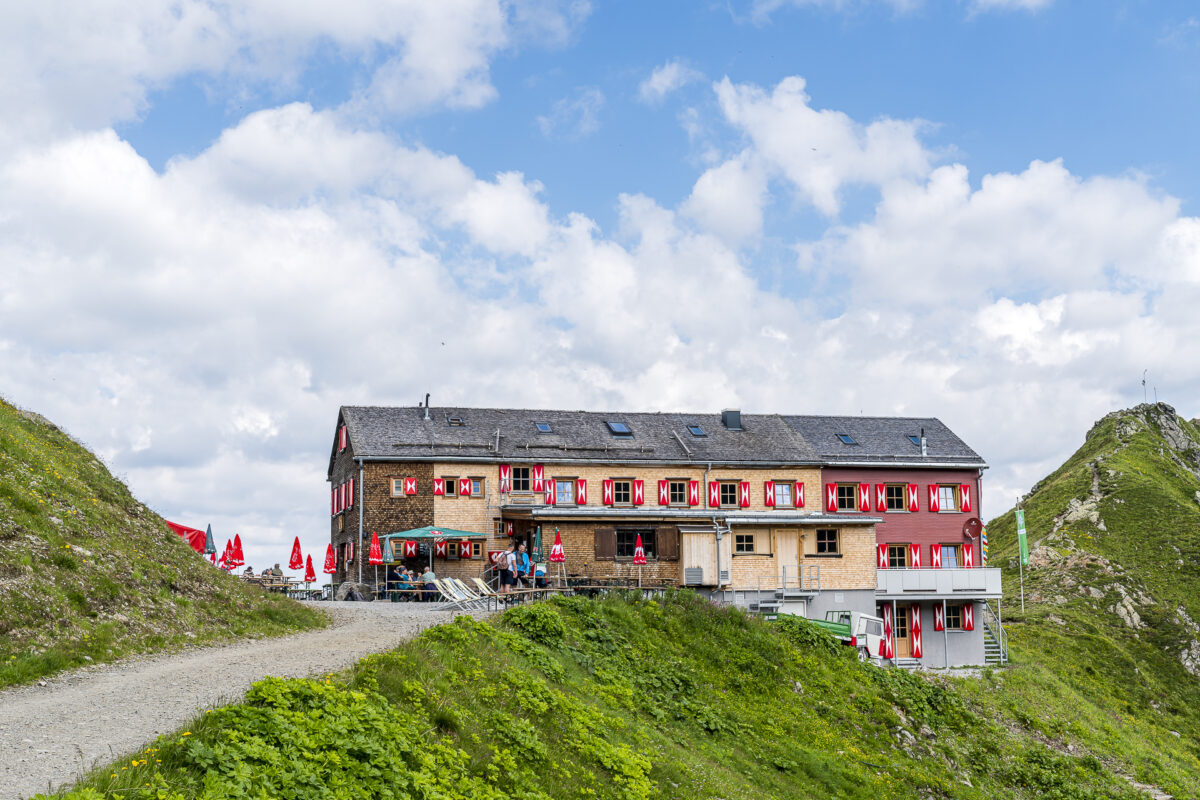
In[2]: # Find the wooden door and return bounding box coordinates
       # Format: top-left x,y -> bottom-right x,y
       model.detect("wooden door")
894,605 -> 911,658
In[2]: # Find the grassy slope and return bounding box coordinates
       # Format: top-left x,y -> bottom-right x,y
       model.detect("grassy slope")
0,397 -> 325,687
51,594 -> 1150,800
977,403 -> 1200,795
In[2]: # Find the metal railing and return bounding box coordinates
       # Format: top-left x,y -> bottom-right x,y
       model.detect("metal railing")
981,600 -> 1009,665
716,564 -> 821,611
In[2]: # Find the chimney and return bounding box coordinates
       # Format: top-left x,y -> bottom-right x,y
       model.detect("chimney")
423,393 -> 431,421
920,427 -> 927,457
721,409 -> 742,431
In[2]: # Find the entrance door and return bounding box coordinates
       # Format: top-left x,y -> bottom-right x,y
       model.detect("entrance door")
894,605 -> 912,658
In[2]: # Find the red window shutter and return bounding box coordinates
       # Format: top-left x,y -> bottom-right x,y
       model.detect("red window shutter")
960,484 -> 972,513
433,478 -> 445,496
875,484 -> 886,513
708,481 -> 719,507
545,479 -> 556,505
576,479 -> 587,505
739,481 -> 750,508
963,603 -> 975,631
882,605 -> 894,659
907,483 -> 919,513
931,544 -> 942,569
633,480 -> 644,505
658,480 -> 669,506
459,477 -> 472,497
602,479 -> 614,505
689,480 -> 700,506
764,481 -> 775,507
348,478 -> 354,508
404,477 -> 417,495
825,483 -> 837,513
533,465 -> 544,492
877,543 -> 888,569
933,604 -> 945,631
928,484 -> 940,513
331,489 -> 336,517
459,539 -> 473,559
963,543 -> 974,568
910,605 -> 923,658
794,481 -> 805,508
858,483 -> 871,513
434,540 -> 447,559
909,543 -> 921,568
499,464 -> 511,493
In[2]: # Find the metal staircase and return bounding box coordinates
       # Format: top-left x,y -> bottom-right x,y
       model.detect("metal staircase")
981,602 -> 1008,665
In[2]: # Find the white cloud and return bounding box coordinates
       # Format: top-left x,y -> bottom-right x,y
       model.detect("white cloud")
537,87 -> 605,139
715,76 -> 932,215
638,59 -> 703,105
682,152 -> 769,242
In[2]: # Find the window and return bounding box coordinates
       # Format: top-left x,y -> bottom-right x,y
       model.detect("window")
734,533 -> 755,554
945,604 -> 964,630
816,529 -> 839,554
687,424 -> 706,437
836,433 -> 857,445
468,478 -> 484,498
535,422 -> 553,434
885,484 -> 906,511
447,416 -> 464,427
719,481 -> 739,508
908,435 -> 921,446
938,485 -> 958,512
774,481 -> 793,508
555,479 -> 575,505
940,544 -> 960,569
472,542 -> 482,558
616,529 -> 656,559
887,543 -> 908,570
443,477 -> 457,497
512,467 -> 530,492
612,480 -> 631,505
606,421 -> 633,438
865,618 -> 883,637
836,484 -> 857,511
391,478 -> 404,497
448,541 -> 460,559
669,480 -> 687,505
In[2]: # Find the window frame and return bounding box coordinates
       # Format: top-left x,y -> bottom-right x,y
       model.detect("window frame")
511,467 -> 531,492
836,483 -> 857,512
390,478 -> 405,498
884,484 -> 906,512
606,421 -> 634,439
887,543 -> 908,570
945,603 -> 964,630
940,544 -> 960,569
612,479 -> 632,506
836,433 -> 858,445
937,484 -> 959,513
687,424 -> 707,437
719,481 -> 739,508
442,476 -> 458,498
668,480 -> 688,506
815,528 -> 839,555
734,533 -> 756,554
615,528 -> 656,560
554,478 -> 576,506
773,480 -> 794,509
535,422 -> 553,434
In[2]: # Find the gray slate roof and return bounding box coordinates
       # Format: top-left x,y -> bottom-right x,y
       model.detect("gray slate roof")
333,406 -> 984,475
339,406 -> 818,468
781,415 -> 984,465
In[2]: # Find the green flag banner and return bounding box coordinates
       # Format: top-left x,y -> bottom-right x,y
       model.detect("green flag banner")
1016,509 -> 1029,566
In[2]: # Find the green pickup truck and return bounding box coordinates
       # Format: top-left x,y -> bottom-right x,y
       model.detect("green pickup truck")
810,610 -> 885,663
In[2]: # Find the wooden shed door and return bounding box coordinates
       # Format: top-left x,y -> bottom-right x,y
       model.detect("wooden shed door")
894,606 -> 911,658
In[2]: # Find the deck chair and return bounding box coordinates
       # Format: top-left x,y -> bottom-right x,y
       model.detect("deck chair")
449,578 -> 491,610
435,579 -> 484,610
470,577 -> 500,598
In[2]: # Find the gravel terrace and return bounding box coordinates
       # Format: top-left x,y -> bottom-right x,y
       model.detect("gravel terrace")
0,601 -> 480,800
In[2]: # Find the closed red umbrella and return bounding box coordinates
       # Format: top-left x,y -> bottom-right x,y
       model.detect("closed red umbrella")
368,531 -> 383,596
323,543 -> 337,574
304,554 -> 316,583
548,529 -> 566,563
232,534 -> 245,567
633,533 -> 647,587
289,536 -> 303,570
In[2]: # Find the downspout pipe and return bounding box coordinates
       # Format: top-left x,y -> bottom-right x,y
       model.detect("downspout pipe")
357,458 -> 364,585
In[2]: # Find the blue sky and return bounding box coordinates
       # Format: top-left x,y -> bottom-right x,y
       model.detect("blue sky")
3,0 -> 1200,573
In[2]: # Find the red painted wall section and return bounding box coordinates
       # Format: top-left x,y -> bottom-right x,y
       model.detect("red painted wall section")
822,468 -> 984,566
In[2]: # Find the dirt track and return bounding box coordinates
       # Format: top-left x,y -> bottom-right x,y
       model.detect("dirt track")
0,602 -> 471,800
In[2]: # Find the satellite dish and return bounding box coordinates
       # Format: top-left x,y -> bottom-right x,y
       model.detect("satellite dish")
963,517 -> 982,540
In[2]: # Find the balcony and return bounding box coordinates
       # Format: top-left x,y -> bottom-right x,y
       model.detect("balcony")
876,567 -> 1002,599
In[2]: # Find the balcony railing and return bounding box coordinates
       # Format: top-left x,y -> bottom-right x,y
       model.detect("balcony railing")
876,567 -> 1002,598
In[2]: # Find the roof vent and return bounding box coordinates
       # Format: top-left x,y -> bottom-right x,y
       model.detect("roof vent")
920,427 -> 927,457
447,415 -> 464,427
721,409 -> 742,430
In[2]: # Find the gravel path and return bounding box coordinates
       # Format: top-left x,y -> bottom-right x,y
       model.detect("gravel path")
0,602 -> 478,800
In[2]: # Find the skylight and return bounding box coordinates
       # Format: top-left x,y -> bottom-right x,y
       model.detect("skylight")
687,424 -> 706,437
535,422 -> 553,434
908,435 -> 921,446
836,433 -> 858,445
606,421 -> 633,438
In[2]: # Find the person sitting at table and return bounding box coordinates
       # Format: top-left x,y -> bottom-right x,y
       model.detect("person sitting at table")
243,565 -> 255,578
534,561 -> 547,589
397,568 -> 415,601
419,566 -> 437,601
